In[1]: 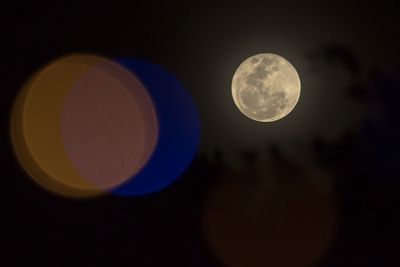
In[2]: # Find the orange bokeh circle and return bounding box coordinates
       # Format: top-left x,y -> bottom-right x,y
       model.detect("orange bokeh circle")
10,54 -> 158,198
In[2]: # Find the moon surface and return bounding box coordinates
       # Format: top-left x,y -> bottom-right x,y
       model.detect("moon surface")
232,53 -> 301,122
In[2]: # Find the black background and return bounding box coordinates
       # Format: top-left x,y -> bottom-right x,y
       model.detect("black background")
2,1 -> 400,266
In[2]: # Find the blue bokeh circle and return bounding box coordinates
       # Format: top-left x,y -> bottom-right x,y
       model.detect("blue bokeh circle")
112,58 -> 201,196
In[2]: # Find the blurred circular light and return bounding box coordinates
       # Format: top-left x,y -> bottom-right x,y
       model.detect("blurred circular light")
113,59 -> 201,196
203,162 -> 336,267
11,55 -> 158,198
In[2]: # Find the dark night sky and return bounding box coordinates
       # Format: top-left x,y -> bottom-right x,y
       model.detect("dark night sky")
2,1 -> 400,266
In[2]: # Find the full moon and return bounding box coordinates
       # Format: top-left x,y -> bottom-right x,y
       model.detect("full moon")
232,53 -> 301,122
